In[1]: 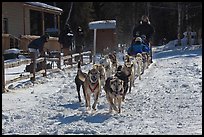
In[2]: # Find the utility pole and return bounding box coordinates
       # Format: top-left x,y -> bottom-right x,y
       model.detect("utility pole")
177,2 -> 182,46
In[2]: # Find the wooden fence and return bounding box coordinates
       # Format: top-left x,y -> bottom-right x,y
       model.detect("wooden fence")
2,51 -> 92,93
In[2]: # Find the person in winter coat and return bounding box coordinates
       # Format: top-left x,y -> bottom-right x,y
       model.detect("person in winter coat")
127,37 -> 148,56
133,15 -> 154,41
58,24 -> 74,56
27,33 -> 49,69
132,15 -> 154,62
75,26 -> 84,53
28,34 -> 49,57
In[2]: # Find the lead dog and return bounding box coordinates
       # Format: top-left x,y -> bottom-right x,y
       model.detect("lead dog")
77,61 -> 101,111
104,76 -> 124,113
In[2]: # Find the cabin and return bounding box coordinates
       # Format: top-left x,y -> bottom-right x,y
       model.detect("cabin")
89,20 -> 117,54
2,2 -> 63,52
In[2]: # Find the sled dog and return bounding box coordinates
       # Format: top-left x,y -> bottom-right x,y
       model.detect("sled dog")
93,63 -> 107,87
104,76 -> 124,113
77,61 -> 101,111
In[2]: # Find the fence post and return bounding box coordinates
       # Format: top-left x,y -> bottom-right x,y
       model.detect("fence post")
89,51 -> 92,63
43,56 -> 47,77
2,56 -> 5,93
57,52 -> 61,69
30,52 -> 36,82
70,54 -> 73,68
80,52 -> 83,65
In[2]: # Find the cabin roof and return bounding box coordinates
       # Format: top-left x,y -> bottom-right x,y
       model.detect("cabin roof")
89,20 -> 116,29
24,2 -> 63,14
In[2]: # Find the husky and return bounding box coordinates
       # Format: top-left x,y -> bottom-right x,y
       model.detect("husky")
76,61 -> 101,111
104,76 -> 124,113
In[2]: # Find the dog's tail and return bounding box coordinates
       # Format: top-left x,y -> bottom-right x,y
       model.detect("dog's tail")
78,61 -> 81,69
77,61 -> 86,82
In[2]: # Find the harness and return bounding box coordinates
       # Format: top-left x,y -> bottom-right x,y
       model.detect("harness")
88,82 -> 99,93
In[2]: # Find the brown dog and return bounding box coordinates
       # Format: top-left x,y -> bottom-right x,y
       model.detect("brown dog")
104,76 -> 124,113
77,61 -> 101,111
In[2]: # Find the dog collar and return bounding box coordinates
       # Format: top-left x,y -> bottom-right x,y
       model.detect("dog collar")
89,82 -> 99,93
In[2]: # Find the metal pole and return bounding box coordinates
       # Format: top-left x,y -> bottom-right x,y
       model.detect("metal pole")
93,29 -> 97,64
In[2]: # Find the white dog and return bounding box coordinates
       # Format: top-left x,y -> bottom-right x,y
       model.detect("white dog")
134,53 -> 143,80
99,55 -> 112,77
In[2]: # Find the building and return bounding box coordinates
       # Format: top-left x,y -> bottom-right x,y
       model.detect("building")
89,20 -> 117,54
2,2 -> 63,51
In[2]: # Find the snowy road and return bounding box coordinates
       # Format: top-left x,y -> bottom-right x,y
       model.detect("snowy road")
2,45 -> 202,135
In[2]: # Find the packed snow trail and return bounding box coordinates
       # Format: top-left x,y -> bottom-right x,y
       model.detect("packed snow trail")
2,45 -> 202,135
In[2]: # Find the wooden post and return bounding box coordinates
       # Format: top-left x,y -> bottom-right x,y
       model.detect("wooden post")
70,54 -> 73,68
2,56 -> 5,93
43,56 -> 46,77
80,53 -> 83,65
57,52 -> 61,69
30,52 -> 36,82
89,51 -> 92,63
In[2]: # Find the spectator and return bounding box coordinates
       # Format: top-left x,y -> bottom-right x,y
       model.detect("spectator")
58,24 -> 74,56
75,26 -> 84,53
27,34 -> 49,69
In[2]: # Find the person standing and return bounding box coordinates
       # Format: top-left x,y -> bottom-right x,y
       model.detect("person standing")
28,34 -> 49,69
132,15 -> 154,63
58,24 -> 74,56
75,26 -> 84,53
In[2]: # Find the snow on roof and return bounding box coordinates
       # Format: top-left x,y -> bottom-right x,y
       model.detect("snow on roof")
24,2 -> 63,13
89,20 -> 116,29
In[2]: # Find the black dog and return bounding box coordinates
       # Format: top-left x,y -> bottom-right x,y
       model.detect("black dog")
115,65 -> 130,101
74,61 -> 86,103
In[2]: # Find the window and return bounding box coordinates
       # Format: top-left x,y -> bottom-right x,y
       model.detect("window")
3,18 -> 8,34
30,10 -> 42,35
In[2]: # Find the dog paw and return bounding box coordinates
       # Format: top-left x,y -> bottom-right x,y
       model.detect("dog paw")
86,107 -> 91,112
108,110 -> 113,114
113,107 -> 118,112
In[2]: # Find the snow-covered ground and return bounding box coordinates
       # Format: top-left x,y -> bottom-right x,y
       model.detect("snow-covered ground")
2,41 -> 202,135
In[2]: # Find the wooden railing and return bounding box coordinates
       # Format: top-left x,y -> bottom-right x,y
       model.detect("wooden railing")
2,50 -> 92,93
